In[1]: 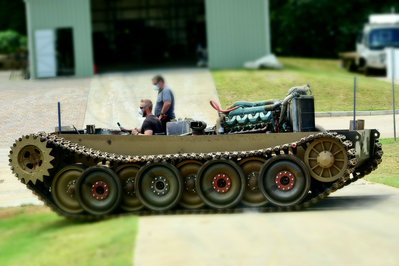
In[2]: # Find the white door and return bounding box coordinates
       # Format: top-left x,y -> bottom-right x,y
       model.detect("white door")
35,29 -> 56,78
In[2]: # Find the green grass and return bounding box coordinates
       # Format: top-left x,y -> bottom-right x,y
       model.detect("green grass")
213,57 -> 393,112
365,138 -> 399,188
0,207 -> 138,266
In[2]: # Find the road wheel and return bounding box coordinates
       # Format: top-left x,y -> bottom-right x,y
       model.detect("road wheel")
196,159 -> 245,209
51,164 -> 85,214
176,160 -> 204,209
76,166 -> 122,216
136,162 -> 182,211
259,155 -> 310,207
239,157 -> 268,207
116,164 -> 143,212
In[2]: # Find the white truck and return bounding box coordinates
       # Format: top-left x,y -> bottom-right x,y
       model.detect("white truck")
340,14 -> 399,74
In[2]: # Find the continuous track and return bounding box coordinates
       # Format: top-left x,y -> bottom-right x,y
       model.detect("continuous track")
11,131 -> 382,221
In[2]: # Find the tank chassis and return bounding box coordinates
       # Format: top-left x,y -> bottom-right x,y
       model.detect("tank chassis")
9,86 -> 382,220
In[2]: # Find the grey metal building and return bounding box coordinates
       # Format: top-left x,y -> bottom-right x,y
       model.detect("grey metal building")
24,0 -> 271,78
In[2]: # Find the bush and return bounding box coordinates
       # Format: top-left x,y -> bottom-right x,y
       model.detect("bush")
0,30 -> 27,54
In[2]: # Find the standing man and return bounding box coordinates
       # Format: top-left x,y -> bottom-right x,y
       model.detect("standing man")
152,75 -> 175,132
132,99 -> 163,135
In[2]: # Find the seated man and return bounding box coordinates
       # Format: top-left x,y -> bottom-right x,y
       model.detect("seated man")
132,99 -> 163,135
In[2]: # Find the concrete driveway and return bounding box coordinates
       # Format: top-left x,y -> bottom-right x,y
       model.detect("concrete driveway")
316,113 -> 397,138
133,181 -> 399,266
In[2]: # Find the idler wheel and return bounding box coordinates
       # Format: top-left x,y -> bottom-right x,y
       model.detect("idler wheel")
76,166 -> 122,216
304,137 -> 348,182
176,160 -> 204,209
196,159 -> 245,209
135,162 -> 182,211
239,157 -> 268,207
51,165 -> 85,214
116,164 -> 143,212
259,155 -> 310,207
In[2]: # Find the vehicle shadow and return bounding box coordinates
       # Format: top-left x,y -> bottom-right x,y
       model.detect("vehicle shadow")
308,194 -> 392,211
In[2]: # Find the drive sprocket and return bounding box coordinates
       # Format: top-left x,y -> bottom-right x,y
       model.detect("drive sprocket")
9,134 -> 54,184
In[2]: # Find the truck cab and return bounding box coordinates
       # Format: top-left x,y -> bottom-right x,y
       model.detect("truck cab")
356,14 -> 399,71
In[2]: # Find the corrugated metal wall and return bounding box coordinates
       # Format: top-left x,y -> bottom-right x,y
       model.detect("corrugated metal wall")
25,0 -> 271,76
25,0 -> 93,78
205,0 -> 270,69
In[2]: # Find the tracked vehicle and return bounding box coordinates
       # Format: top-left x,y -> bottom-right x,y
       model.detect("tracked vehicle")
9,85 -> 382,220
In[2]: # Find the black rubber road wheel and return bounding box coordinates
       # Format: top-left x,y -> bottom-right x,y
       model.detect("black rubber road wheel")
196,159 -> 245,209
76,166 -> 122,216
259,155 -> 310,207
136,162 -> 182,211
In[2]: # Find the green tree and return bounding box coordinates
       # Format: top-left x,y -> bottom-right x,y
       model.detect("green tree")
270,0 -> 399,57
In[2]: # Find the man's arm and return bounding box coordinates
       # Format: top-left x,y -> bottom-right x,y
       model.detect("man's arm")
131,127 -> 141,135
160,101 -> 171,119
143,129 -> 154,135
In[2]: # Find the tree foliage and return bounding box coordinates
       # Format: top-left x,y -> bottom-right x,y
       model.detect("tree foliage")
0,0 -> 26,34
270,0 -> 399,58
0,0 -> 26,54
0,30 -> 27,54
